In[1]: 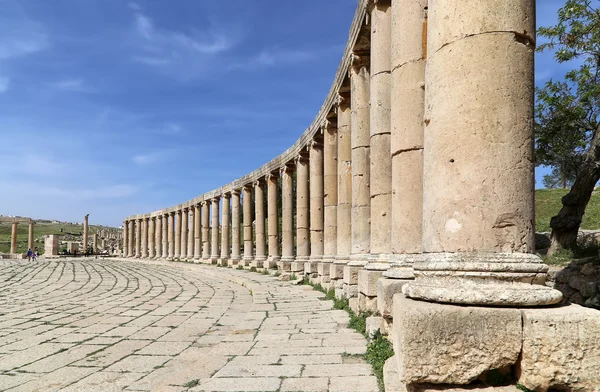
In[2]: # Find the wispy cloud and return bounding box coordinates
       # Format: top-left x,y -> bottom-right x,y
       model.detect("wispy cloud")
230,45 -> 343,70
132,150 -> 171,165
0,3 -> 47,60
0,76 -> 8,93
48,78 -> 89,92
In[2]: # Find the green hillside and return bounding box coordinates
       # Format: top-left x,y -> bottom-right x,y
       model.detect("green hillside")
536,189 -> 600,232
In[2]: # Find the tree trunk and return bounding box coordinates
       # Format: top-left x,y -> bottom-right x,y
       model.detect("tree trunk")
548,125 -> 600,255
561,169 -> 567,189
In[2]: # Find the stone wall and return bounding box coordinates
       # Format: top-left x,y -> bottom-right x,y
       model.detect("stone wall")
550,258 -> 600,309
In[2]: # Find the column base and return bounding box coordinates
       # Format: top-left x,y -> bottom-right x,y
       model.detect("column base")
250,259 -> 264,269
318,261 -> 332,284
291,261 -> 305,273
228,258 -> 240,267
278,260 -> 292,272
383,253 -> 418,280
366,253 -> 393,271
304,261 -> 318,275
357,269 -> 383,312
264,258 -> 278,269
404,252 -> 563,306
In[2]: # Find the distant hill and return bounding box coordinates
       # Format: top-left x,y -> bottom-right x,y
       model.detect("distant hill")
536,189 -> 600,232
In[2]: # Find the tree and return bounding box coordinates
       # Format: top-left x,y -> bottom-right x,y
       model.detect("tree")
536,0 -> 600,254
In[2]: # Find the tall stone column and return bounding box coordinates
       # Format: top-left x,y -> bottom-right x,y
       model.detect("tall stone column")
141,217 -> 149,258
128,220 -> 135,258
267,172 -> 280,269
220,193 -> 231,264
332,93 -> 352,294
280,165 -> 294,271
93,233 -> 99,255
123,221 -> 129,257
253,180 -> 267,268
230,190 -> 241,265
210,197 -> 220,263
321,119 -> 338,285
345,51 -> 371,300
10,222 -> 18,254
135,218 -> 142,258
187,207 -> 194,261
148,218 -> 155,258
201,202 -> 210,261
162,214 -> 169,259
168,212 -> 175,259
28,222 -> 35,251
83,214 -> 89,254
308,139 -> 324,278
155,215 -> 162,259
174,210 -> 182,259
194,204 -> 201,261
180,208 -> 188,260
293,155 -> 310,273
243,185 -> 253,266
359,0 -> 391,312
404,0 -> 561,306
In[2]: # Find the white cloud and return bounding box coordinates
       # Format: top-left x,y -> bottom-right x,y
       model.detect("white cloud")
48,78 -> 88,92
0,3 -> 47,60
133,151 -> 170,165
0,76 -> 9,93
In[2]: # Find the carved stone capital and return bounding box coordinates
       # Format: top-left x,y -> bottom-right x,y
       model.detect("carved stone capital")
351,52 -> 370,71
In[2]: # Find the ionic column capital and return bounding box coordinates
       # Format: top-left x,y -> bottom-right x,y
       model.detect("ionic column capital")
211,196 -> 220,203
266,171 -> 279,181
280,164 -> 294,176
254,178 -> 265,188
350,52 -> 370,71
231,189 -> 241,196
294,154 -> 308,165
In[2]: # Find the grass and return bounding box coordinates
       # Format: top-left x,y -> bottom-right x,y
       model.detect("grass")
182,379 -> 199,388
365,330 -> 395,392
535,188 -> 600,232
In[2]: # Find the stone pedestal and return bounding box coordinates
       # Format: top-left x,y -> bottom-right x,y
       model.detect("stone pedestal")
187,209 -> 194,261
180,208 -> 189,260
194,204 -> 201,261
142,217 -> 149,258
162,214 -> 168,259
155,215 -> 162,259
168,212 -> 175,260
28,222 -> 35,251
201,202 -> 210,261
135,218 -> 142,258
280,166 -> 294,271
358,269 -> 383,313
44,235 -> 59,257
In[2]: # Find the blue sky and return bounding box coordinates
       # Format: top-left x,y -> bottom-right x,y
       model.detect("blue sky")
0,0 -> 569,227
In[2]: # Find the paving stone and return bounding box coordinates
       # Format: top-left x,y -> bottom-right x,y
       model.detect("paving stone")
281,377 -> 329,392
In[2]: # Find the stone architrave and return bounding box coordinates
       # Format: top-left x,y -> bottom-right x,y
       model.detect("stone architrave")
321,118 -> 338,284
220,193 -> 231,264
10,222 -> 18,254
201,202 -> 210,260
155,215 -> 162,259
194,204 -> 201,261
230,190 -> 241,265
280,165 -> 294,271
180,208 -> 188,260
142,217 -> 149,258
242,185 -> 253,266
345,51 -> 371,299
168,212 -> 175,259
403,0 -> 561,306
332,93 -> 352,294
253,180 -> 267,267
387,0 -> 427,280
308,139 -> 324,276
187,207 -> 194,260
266,173 -> 280,268
28,222 -> 35,251
123,221 -> 129,257
294,155 -> 310,273
210,197 -> 220,263
134,218 -> 141,258
162,214 -> 169,259
174,210 -> 182,259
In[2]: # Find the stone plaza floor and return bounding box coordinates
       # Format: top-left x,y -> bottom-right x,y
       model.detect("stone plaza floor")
0,258 -> 377,392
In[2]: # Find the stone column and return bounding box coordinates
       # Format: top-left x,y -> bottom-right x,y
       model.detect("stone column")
174,209 -> 182,259
135,218 -> 142,258
148,218 -> 155,258
378,0 -> 426,319
162,214 -> 169,259
243,185 -> 253,266
308,139 -> 324,278
252,180 -> 267,268
194,204 -> 202,261
128,220 -> 135,257
10,222 -> 18,254
93,233 -> 99,255
230,190 -> 241,265
155,215 -> 162,259
359,0 -> 391,312
294,155 -> 310,273
168,212 -> 175,259
345,52 -> 371,300
187,207 -> 194,261
141,217 -> 149,258
83,214 -> 89,254
403,0 -> 561,306
123,221 -> 129,257
210,197 -> 220,263
28,222 -> 35,251
220,193 -> 231,265
180,208 -> 188,260
280,165 -> 294,271
201,202 -> 210,261
332,93 -> 352,295
267,172 -> 280,269
321,119 -> 338,285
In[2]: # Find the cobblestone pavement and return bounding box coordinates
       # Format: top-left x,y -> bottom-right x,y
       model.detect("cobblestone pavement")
0,258 -> 377,392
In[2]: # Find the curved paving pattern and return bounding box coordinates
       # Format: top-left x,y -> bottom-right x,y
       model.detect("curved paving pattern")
0,259 -> 376,392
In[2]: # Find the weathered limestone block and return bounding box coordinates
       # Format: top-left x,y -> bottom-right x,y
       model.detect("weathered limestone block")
358,270 -> 383,297
366,316 -> 383,338
377,278 -> 411,318
330,263 -> 345,280
359,293 -> 378,313
393,295 -> 521,385
344,265 -> 362,285
518,305 -> 600,392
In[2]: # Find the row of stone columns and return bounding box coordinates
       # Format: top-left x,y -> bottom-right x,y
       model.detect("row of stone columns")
7,221 -> 35,254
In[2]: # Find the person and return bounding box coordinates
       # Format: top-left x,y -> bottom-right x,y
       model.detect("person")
32,251 -> 37,262
26,248 -> 33,262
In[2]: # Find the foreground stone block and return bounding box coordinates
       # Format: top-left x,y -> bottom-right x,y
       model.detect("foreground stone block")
343,265 -> 362,285
330,263 -> 345,279
377,278 -> 411,318
291,262 -> 304,273
358,270 -> 383,296
518,304 -> 600,392
358,293 -> 378,313
393,295 -> 521,385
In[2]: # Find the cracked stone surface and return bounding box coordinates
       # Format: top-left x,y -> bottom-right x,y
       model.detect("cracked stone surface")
0,258 -> 376,391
